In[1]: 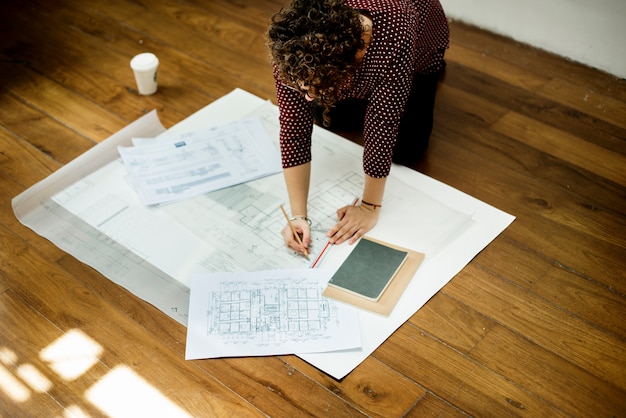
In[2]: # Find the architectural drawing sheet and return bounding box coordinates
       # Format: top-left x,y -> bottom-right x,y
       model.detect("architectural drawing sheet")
13,89 -> 515,379
118,118 -> 281,205
185,269 -> 361,359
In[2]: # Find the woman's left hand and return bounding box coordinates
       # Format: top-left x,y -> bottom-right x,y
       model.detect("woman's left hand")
327,205 -> 380,245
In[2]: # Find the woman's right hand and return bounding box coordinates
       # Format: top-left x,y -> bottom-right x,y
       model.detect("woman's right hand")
281,218 -> 311,256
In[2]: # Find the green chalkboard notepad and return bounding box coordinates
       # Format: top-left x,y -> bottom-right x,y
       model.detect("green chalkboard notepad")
327,238 -> 408,302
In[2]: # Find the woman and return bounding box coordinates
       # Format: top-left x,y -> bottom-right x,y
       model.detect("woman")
268,0 -> 449,256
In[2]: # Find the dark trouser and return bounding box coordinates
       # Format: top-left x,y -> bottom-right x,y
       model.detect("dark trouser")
313,70 -> 442,166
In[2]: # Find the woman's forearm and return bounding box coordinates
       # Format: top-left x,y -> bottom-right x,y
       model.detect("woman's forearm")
283,162 -> 311,217
361,174 -> 387,207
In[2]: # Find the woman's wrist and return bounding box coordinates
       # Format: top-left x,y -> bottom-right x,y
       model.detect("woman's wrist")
290,215 -> 312,226
360,199 -> 382,211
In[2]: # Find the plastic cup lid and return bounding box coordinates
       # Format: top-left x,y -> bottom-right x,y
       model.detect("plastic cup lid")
130,53 -> 159,71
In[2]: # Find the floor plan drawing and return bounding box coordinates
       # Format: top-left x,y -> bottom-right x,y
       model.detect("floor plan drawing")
185,269 -> 362,359
208,279 -> 332,343
160,170 -> 363,272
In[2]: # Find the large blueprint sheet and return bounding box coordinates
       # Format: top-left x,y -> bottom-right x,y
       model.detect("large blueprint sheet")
13,89 -> 515,379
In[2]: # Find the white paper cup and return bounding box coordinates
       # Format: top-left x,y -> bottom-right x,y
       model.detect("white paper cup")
130,53 -> 159,95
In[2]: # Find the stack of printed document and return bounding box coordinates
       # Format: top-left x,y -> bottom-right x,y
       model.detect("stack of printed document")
118,117 -> 282,205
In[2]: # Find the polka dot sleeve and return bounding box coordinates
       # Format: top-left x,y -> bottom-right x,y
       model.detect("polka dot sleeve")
273,65 -> 314,169
360,0 -> 418,177
348,0 -> 449,178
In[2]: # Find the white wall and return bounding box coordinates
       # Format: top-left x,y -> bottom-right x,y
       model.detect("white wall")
440,0 -> 626,79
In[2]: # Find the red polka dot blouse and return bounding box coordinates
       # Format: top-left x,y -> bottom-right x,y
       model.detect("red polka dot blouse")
274,0 -> 449,178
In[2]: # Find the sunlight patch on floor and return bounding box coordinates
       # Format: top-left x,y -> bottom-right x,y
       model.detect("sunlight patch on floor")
0,362 -> 31,402
86,365 -> 193,418
40,329 -> 104,381
0,328 -> 194,417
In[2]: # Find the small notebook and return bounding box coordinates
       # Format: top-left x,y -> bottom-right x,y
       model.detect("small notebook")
327,238 -> 408,302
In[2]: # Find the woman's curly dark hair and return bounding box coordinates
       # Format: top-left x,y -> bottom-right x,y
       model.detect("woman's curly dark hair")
267,0 -> 365,126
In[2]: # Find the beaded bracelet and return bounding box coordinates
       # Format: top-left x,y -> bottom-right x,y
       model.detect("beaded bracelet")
290,216 -> 312,226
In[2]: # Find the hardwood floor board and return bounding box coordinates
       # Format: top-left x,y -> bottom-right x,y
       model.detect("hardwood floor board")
132,0 -> 274,58
0,127 -> 59,188
444,42 -> 551,92
469,325 -> 626,417
0,225 -> 270,416
280,355 -> 426,418
424,129 -> 626,293
471,235 -> 553,289
407,292 -> 496,353
0,91 -> 95,166
443,61 -> 626,153
404,392 -> 468,417
492,112 -> 626,187
186,0 -> 282,32
412,134 -> 484,195
66,0 -> 277,57
434,110 -> 626,218
3,1 -> 258,119
505,178 -> 626,251
435,82 -> 509,126
193,356 -> 367,417
0,61 -> 128,142
0,360 -> 65,417
445,265 -> 626,391
442,61 -> 540,116
530,266 -> 626,339
506,220 -> 626,295
448,21 -> 626,103
0,291 -> 113,417
443,177 -> 624,295
0,24 -> 190,129
430,125 -> 626,256
512,93 -> 626,156
41,0 -> 277,100
443,28 -> 626,154
537,77 -> 626,130
373,324 -> 569,417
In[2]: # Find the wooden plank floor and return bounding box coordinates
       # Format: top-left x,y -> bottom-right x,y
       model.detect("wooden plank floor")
1,0 -> 625,416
